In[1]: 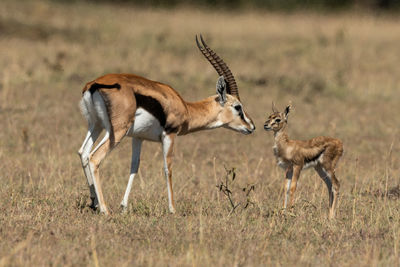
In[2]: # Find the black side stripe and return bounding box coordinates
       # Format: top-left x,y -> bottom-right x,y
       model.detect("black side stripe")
304,148 -> 325,164
134,93 -> 166,127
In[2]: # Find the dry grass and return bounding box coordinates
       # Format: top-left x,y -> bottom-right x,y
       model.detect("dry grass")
1,0 -> 400,266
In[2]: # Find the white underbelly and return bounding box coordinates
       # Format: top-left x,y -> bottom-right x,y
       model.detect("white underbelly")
303,154 -> 324,170
126,108 -> 163,141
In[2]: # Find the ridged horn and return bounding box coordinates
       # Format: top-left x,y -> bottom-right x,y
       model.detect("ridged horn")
196,35 -> 224,77
196,34 -> 240,100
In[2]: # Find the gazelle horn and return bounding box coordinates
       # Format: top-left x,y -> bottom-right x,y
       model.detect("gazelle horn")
196,34 -> 240,100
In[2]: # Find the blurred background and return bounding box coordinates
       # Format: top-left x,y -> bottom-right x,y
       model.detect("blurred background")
52,0 -> 400,11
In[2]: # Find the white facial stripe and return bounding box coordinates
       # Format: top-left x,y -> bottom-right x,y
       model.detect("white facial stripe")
233,103 -> 252,125
209,120 -> 224,129
243,112 -> 251,125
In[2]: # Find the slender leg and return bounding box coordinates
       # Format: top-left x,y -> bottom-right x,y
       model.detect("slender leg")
161,132 -> 176,213
120,137 -> 143,210
289,165 -> 302,207
328,170 -> 340,219
284,166 -> 293,209
88,129 -> 127,215
78,123 -> 102,208
315,164 -> 333,209
85,90 -> 136,215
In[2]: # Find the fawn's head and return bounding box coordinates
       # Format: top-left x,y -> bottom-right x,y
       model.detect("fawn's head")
264,102 -> 291,133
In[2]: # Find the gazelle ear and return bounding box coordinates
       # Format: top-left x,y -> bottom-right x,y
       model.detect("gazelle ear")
216,76 -> 227,105
284,104 -> 292,120
272,101 -> 277,113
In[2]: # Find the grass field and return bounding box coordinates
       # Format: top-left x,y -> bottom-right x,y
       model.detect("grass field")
1,0 -> 400,266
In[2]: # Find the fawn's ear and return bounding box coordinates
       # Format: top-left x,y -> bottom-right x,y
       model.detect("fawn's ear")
216,76 -> 227,105
272,101 -> 278,113
284,104 -> 291,120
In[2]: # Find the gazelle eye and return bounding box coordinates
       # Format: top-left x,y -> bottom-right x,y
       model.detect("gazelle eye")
234,105 -> 242,112
275,119 -> 281,123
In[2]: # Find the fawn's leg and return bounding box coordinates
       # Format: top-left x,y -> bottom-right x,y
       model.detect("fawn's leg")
315,164 -> 333,211
284,165 -> 293,209
288,165 -> 302,207
328,170 -> 340,219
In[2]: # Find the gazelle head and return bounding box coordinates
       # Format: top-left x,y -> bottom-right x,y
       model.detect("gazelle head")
196,35 -> 255,135
214,76 -> 255,134
264,102 -> 291,133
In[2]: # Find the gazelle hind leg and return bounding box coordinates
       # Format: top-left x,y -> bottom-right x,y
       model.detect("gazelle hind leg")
87,90 -> 135,215
86,92 -> 112,213
79,91 -> 103,208
121,137 -> 143,211
315,165 -> 333,209
88,128 -> 128,215
328,170 -> 340,219
78,123 -> 102,208
329,152 -> 342,218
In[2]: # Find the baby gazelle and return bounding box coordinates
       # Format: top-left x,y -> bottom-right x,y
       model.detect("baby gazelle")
264,103 -> 343,218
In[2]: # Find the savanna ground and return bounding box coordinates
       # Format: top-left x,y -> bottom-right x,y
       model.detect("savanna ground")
1,0 -> 400,266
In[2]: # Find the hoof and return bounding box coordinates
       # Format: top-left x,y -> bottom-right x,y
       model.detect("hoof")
169,207 -> 176,214
89,197 -> 99,211
120,204 -> 128,214
100,208 -> 110,216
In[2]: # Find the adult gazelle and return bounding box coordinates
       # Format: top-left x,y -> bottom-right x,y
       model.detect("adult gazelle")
78,35 -> 255,215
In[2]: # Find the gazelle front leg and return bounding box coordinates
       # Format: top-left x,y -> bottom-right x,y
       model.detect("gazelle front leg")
283,165 -> 293,209
162,132 -> 176,214
288,165 -> 302,207
120,137 -> 143,211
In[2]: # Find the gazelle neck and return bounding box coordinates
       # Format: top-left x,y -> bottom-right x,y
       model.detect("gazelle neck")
184,96 -> 221,134
274,125 -> 289,146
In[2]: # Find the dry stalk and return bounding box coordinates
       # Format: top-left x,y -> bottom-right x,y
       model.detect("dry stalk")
216,167 -> 255,214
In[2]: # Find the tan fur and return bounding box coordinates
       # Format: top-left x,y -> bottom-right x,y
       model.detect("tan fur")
79,38 -> 255,215
83,74 -> 254,136
264,105 -> 343,219
80,73 -> 254,214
